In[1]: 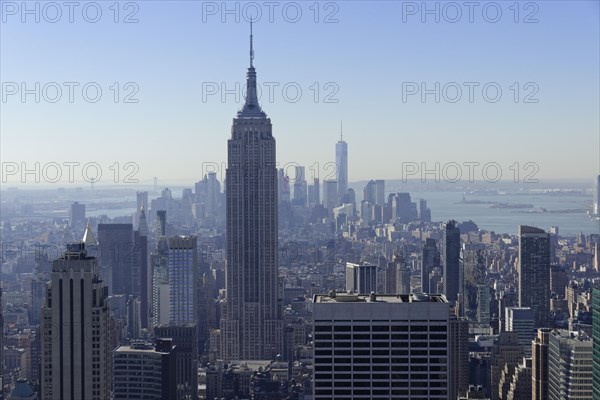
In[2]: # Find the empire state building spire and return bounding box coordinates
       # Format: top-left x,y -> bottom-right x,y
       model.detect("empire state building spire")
250,18 -> 254,68
239,20 -> 265,118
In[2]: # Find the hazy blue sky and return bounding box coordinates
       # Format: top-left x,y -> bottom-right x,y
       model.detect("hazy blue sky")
1,1 -> 599,186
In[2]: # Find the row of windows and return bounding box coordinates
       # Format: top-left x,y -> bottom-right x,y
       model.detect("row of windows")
315,325 -> 447,332
314,389 -> 447,396
314,365 -> 447,372
314,374 -> 448,382
315,333 -> 447,340
315,341 -> 448,348
315,349 -> 447,356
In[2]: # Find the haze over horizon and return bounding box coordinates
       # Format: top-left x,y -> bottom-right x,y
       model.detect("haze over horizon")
2,1 -> 599,185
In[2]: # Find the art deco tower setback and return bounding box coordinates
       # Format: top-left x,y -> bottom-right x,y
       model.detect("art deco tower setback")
219,24 -> 283,360
41,241 -> 110,400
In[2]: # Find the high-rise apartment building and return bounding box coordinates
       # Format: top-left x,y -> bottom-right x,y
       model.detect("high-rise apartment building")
441,220 -> 461,303
41,242 -> 110,400
518,225 -> 550,328
313,293 -> 452,400
112,339 -> 177,400
168,235 -> 198,325
219,25 -> 282,360
151,236 -> 169,328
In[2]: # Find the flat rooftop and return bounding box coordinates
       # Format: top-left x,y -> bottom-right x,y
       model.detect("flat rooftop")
313,293 -> 448,304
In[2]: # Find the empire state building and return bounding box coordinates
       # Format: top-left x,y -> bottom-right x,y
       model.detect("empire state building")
219,24 -> 283,360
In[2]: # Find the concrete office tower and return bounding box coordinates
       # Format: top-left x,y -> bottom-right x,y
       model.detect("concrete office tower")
505,307 -> 535,357
219,24 -> 282,361
168,236 -> 198,325
385,253 -> 409,294
441,220 -> 461,303
154,324 -> 198,400
532,328 -> 552,400
518,225 -> 551,328
421,238 -> 438,293
112,339 -> 176,400
490,332 -> 523,400
41,242 -> 110,400
98,223 -> 134,296
594,175 -> 600,215
323,179 -> 338,215
69,202 -> 85,229
336,126 -> 348,203
548,330 -> 593,399
346,262 -> 377,294
313,293 -> 453,399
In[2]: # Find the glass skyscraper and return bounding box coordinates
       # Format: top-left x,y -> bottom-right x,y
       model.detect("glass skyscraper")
167,235 -> 197,325
518,225 -> 551,328
336,131 -> 348,203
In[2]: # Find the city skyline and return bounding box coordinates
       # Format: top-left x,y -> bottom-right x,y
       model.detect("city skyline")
1,3 -> 599,400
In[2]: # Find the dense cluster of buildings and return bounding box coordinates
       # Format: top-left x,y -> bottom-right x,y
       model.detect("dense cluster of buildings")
1,29 -> 600,400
